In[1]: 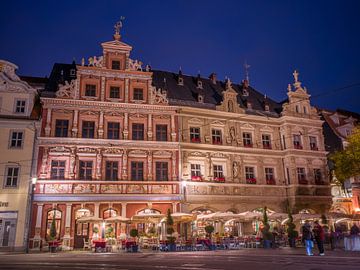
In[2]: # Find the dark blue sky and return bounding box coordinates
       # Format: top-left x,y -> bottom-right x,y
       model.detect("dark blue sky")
1,0 -> 359,113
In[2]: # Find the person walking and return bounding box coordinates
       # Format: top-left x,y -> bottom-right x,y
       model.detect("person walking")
313,220 -> 325,256
302,221 -> 314,256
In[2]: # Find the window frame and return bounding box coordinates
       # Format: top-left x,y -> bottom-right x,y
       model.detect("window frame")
213,165 -> 224,179
111,60 -> 121,70
132,123 -> 144,140
133,88 -> 144,101
242,132 -> 253,147
9,130 -> 24,149
262,134 -> 272,149
265,167 -> 275,185
190,127 -> 201,143
55,119 -> 69,138
50,160 -> 66,180
79,160 -> 93,180
4,166 -> 20,188
14,99 -> 27,114
107,122 -> 120,140
190,163 -> 202,180
82,121 -> 95,138
309,136 -> 318,150
131,161 -> 144,181
105,161 -> 119,181
155,162 -> 168,181
245,166 -> 256,184
109,86 -> 121,99
84,84 -> 97,97
297,167 -> 307,184
211,129 -> 222,144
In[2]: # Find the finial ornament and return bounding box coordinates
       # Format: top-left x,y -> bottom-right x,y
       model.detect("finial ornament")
113,17 -> 125,41
244,61 -> 250,82
226,77 -> 232,89
287,84 -> 292,92
293,70 -> 299,83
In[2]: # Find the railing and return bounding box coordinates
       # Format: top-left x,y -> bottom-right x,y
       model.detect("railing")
35,180 -> 180,195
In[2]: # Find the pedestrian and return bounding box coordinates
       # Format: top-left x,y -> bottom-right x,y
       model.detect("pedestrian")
313,220 -> 325,256
350,224 -> 360,236
301,221 -> 314,256
330,228 -> 336,250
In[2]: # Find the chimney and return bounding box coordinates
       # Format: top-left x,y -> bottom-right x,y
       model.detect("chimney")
209,73 -> 217,84
242,79 -> 249,89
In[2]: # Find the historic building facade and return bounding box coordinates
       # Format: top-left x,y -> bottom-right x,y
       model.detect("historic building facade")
0,60 -> 41,251
30,28 -> 181,249
28,23 -> 332,248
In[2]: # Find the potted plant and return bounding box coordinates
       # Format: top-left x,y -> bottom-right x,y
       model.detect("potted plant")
205,225 -> 216,250
129,228 -> 139,252
261,207 -> 273,248
48,213 -> 58,253
166,209 -> 176,251
286,212 -> 298,248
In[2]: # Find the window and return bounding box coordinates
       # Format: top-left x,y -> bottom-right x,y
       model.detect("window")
10,131 -> 23,148
46,210 -> 62,240
190,127 -> 201,143
213,165 -> 224,179
105,161 -> 118,181
55,120 -> 69,137
265,168 -> 275,185
82,121 -> 95,138
191,164 -> 201,180
132,123 -> 144,140
4,167 -> 19,187
243,133 -> 253,147
262,134 -> 271,149
51,160 -> 66,179
309,136 -> 318,150
109,86 -> 120,99
314,169 -> 323,184
131,161 -> 144,181
245,167 -> 256,184
297,168 -> 307,184
15,99 -> 26,113
133,88 -> 144,100
107,122 -> 120,139
212,129 -> 222,144
70,69 -> 76,76
303,106 -> 307,114
111,60 -> 121,70
85,84 -> 96,97
156,125 -> 167,141
295,105 -> 299,113
79,161 -> 93,180
293,134 -> 302,149
156,162 -> 168,181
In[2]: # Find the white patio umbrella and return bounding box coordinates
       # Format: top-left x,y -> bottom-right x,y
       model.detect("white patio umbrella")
77,216 -> 104,223
132,212 -> 165,222
269,212 -> 288,221
207,212 -> 239,221
171,212 -> 196,222
236,211 -> 262,221
105,216 -> 131,223
293,213 -> 320,221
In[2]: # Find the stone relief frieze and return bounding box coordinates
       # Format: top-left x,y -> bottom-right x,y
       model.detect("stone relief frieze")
103,148 -> 123,155
77,147 -> 97,153
49,146 -> 70,153
73,184 -> 96,194
149,85 -> 169,105
56,80 -> 76,98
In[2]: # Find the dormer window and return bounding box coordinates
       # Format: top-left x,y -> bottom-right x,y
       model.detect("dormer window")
133,88 -> 144,101
112,60 -> 121,70
85,84 -> 96,97
198,94 -> 204,103
14,99 -> 26,114
264,104 -> 270,112
70,69 -> 76,76
178,77 -> 184,86
303,106 -> 307,114
197,80 -> 203,89
295,105 -> 300,113
246,101 -> 252,109
242,89 -> 249,96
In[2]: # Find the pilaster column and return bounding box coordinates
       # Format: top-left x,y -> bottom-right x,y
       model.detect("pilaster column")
172,202 -> 177,213
147,151 -> 153,180
44,108 -> 52,136
72,110 -> 79,137
34,203 -> 43,239
171,114 -> 176,142
63,204 -> 72,249
172,151 -> 177,181
69,147 -> 76,179
98,111 -> 104,139
40,147 -> 49,179
147,114 -> 153,140
123,113 -> 129,140
94,203 -> 100,218
122,150 -> 128,180
96,149 -> 102,180
125,78 -> 129,103
121,203 -> 127,218
100,77 -> 105,101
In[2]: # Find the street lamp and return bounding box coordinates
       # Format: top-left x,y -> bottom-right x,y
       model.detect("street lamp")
26,177 -> 37,253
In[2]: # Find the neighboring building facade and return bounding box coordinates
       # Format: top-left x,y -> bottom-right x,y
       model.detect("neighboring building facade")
30,30 -> 180,249
0,60 -> 41,251
320,109 -> 360,214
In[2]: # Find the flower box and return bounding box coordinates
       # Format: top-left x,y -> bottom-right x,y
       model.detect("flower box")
266,178 -> 276,185
294,144 -> 303,149
214,177 -> 225,182
191,137 -> 201,143
191,175 -> 202,181
212,140 -> 222,145
246,178 -> 257,184
263,144 -> 272,149
298,179 -> 308,185
244,143 -> 253,148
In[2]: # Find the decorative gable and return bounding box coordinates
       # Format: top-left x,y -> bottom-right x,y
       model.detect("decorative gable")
216,78 -> 245,114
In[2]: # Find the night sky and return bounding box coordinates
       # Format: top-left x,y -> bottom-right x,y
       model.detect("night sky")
1,0 -> 359,113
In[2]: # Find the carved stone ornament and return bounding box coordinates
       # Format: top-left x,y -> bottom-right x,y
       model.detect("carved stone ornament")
153,150 -> 171,158
56,80 -> 76,98
77,147 -> 97,153
104,148 -> 123,154
189,151 -> 206,157
128,149 -> 147,157
211,152 -> 227,158
128,58 -> 143,71
88,56 -> 104,67
49,146 -> 70,153
149,85 -> 169,105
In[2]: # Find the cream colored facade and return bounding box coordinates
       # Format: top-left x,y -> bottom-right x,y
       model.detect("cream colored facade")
180,74 -> 331,215
0,60 -> 41,251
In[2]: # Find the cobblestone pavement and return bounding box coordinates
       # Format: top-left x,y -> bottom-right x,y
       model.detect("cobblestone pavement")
0,248 -> 359,270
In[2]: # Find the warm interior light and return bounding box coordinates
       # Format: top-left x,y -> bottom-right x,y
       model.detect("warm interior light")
31,177 -> 37,185
355,208 -> 360,212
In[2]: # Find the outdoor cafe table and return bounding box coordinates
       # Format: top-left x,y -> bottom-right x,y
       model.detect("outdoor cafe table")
344,235 -> 360,251
93,240 -> 106,251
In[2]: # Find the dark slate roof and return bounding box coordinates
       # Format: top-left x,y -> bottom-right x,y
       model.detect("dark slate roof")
43,62 -> 77,96
321,117 -> 344,154
20,76 -> 48,89
151,70 -> 283,116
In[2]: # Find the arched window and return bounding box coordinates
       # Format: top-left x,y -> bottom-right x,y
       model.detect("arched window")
103,208 -> 118,219
75,208 -> 91,219
46,209 -> 62,240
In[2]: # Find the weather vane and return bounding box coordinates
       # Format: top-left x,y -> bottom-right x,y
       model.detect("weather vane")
113,16 -> 125,40
244,61 -> 250,82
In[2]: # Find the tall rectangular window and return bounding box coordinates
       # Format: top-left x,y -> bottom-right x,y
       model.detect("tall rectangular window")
79,161 -> 93,180
309,136 -> 318,150
293,134 -> 302,149
190,127 -> 201,143
82,121 -> 95,138
133,88 -> 144,100
105,161 -> 118,181
85,84 -> 96,97
265,168 -> 275,184
156,125 -> 167,141
10,131 -> 23,148
111,60 -> 121,70
314,169 -> 322,184
15,99 -> 26,113
213,165 -> 224,178
55,119 -> 69,137
131,161 -> 144,181
242,133 -> 252,147
245,167 -> 256,184
107,122 -> 120,139
190,164 -> 201,177
262,134 -> 271,149
109,86 -> 120,99
297,167 -> 307,184
212,129 -> 222,144
156,162 -> 168,181
132,123 -> 144,140
5,167 -> 19,187
51,160 -> 66,179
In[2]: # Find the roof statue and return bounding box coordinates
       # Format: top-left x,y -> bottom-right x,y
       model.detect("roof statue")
244,61 -> 250,82
293,70 -> 299,83
113,16 -> 125,41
